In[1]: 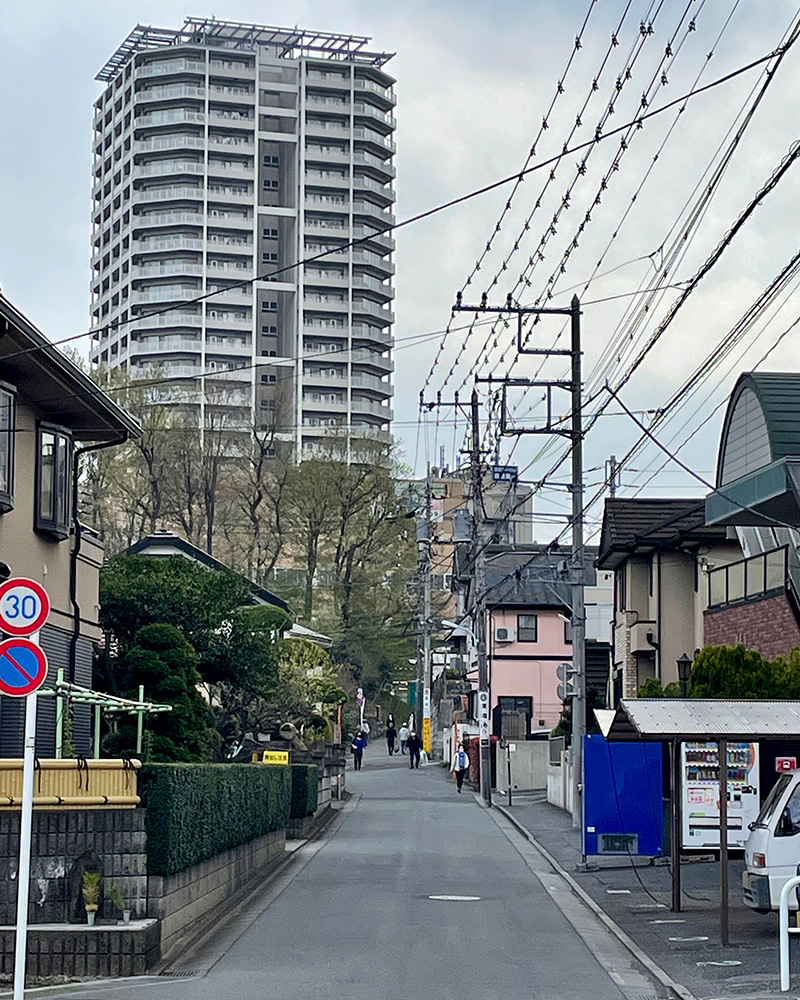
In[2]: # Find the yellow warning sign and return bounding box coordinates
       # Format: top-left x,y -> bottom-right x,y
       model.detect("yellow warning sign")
422,718 -> 431,754
251,750 -> 289,765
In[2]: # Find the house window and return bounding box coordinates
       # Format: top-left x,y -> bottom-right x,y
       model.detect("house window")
36,425 -> 72,539
564,619 -> 573,644
517,614 -> 538,642
0,385 -> 15,513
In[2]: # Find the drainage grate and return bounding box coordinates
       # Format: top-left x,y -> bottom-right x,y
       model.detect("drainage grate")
622,994 -> 673,1000
159,971 -> 196,978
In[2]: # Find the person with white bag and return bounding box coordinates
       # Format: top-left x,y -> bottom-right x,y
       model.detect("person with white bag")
451,742 -> 470,792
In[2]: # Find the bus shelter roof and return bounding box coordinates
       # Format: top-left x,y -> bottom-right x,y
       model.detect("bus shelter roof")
606,699 -> 800,741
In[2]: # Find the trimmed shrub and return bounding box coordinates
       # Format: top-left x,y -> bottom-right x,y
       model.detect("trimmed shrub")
290,765 -> 319,820
139,763 -> 291,876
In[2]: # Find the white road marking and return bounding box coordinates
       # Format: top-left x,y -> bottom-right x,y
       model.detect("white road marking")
650,919 -> 685,924
606,889 -> 631,894
669,935 -> 709,942
428,894 -> 480,901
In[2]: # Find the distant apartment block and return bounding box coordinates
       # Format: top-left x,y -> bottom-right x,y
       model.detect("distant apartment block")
90,18 -> 396,459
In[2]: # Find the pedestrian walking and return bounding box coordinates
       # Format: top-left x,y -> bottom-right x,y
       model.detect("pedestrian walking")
386,723 -> 397,755
407,730 -> 422,769
351,732 -> 367,770
398,723 -> 410,755
451,742 -> 470,792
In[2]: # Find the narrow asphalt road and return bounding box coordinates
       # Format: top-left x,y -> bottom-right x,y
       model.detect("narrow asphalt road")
44,746 -> 655,1000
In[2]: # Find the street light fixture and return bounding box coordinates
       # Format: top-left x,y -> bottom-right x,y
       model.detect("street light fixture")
441,618 -> 476,641
676,653 -> 692,696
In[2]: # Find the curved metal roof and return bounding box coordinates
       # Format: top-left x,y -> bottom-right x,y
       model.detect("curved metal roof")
717,372 -> 800,485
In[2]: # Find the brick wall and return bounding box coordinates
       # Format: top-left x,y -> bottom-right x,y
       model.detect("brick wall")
704,593 -> 800,660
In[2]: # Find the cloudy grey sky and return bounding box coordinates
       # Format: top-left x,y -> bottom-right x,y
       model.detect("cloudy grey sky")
2,1 -> 800,539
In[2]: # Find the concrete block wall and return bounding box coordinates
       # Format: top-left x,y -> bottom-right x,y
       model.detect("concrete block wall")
0,922 -> 159,981
704,593 -> 800,660
147,828 -> 285,958
0,809 -> 147,925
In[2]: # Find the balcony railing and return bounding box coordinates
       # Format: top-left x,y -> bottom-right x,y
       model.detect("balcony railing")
135,60 -> 206,78
707,546 -> 790,607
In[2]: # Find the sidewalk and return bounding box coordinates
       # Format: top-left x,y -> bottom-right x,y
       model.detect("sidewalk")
495,790 -> 796,1000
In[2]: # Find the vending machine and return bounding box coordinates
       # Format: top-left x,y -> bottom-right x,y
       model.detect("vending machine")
681,741 -> 760,849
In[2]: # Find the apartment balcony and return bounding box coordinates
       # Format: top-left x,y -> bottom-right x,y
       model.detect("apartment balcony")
354,78 -> 396,108
131,312 -> 203,331
135,161 -> 204,178
302,395 -> 347,412
353,127 -> 396,155
304,174 -> 350,194
202,365 -> 253,382
305,119 -> 351,138
352,249 -> 395,275
353,274 -> 394,301
207,261 -> 253,277
133,286 -> 200,304
205,337 -> 251,356
353,174 -> 395,204
133,187 -> 203,205
205,312 -> 252,330
135,60 -> 206,79
206,213 -> 254,230
353,151 -> 396,180
135,85 -> 206,103
352,400 -> 393,421
132,211 -> 204,230
207,160 -> 254,178
306,93 -> 350,110
135,135 -> 206,154
207,61 -> 255,79
208,134 -> 255,150
133,262 -> 204,280
207,186 -> 253,203
352,299 -> 393,325
206,285 -> 252,303
136,110 -> 206,129
353,226 -> 395,253
351,371 -> 394,395
304,296 -> 348,312
305,217 -> 348,234
133,236 -> 205,254
303,370 -> 345,387
305,146 -> 350,165
305,71 -> 350,89
206,235 -> 253,253
208,86 -> 255,103
132,337 -> 201,354
353,201 -> 395,227
353,102 -> 395,134
141,364 -> 202,380
352,348 -> 394,372
352,325 -> 394,348
208,109 -> 255,127
707,546 -> 794,608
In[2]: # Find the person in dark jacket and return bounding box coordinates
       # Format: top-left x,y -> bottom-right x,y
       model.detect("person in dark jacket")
351,732 -> 367,770
407,731 -> 422,769
386,724 -> 398,755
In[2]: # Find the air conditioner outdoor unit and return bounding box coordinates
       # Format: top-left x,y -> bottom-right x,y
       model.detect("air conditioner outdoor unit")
494,626 -> 516,643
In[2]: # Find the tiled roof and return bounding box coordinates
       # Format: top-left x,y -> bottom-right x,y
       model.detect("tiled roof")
597,498 -> 728,569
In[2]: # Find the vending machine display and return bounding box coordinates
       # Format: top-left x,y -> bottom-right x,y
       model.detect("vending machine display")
681,741 -> 760,849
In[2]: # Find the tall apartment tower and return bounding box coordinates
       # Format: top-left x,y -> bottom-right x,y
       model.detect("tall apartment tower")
90,19 -> 396,460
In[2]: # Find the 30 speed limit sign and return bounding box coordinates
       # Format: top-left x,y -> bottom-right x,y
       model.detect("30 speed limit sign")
0,578 -> 51,636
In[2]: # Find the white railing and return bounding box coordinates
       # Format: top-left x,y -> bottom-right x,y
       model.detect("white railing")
353,200 -> 395,224
131,313 -> 202,329
133,263 -> 204,277
353,127 -> 396,153
134,212 -> 204,227
209,135 -> 254,148
136,85 -> 205,101
132,337 -> 200,353
135,136 -> 206,152
354,103 -> 396,128
135,61 -> 206,78
133,187 -> 202,203
133,287 -> 200,303
779,875 -> 800,990
353,151 -> 395,176
133,237 -> 204,252
354,79 -> 396,104
135,162 -> 204,177
137,110 -> 206,126
351,372 -> 393,393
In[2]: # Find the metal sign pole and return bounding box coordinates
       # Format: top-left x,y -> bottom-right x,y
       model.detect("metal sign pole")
13,631 -> 39,1000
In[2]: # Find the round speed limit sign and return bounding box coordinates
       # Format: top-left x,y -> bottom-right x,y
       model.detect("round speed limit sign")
0,578 -> 51,636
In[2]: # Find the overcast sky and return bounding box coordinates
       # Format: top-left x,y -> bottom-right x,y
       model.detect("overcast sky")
2,1 -> 800,541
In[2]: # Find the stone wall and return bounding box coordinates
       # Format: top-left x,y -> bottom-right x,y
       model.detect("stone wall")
704,593 -> 800,660
148,828 -> 285,960
0,809 -> 146,925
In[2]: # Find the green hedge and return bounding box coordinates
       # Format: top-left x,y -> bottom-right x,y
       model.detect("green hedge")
139,763 -> 291,876
290,764 -> 318,819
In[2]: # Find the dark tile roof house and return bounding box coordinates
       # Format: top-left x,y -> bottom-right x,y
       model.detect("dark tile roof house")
597,498 -> 729,570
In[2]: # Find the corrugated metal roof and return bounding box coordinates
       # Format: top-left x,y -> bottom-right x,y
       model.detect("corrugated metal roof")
607,699 -> 800,740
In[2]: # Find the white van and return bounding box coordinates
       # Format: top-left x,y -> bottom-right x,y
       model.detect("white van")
743,770 -> 800,912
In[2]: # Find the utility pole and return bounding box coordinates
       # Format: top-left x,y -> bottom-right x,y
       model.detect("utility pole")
422,465 -> 433,756
471,389 -> 492,806
607,454 -> 619,498
569,296 -> 586,832
452,293 -> 585,828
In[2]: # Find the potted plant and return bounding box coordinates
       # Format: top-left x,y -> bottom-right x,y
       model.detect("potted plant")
82,871 -> 101,926
108,883 -> 131,925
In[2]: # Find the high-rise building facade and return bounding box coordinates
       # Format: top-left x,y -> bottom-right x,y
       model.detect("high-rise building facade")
90,19 -> 395,459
